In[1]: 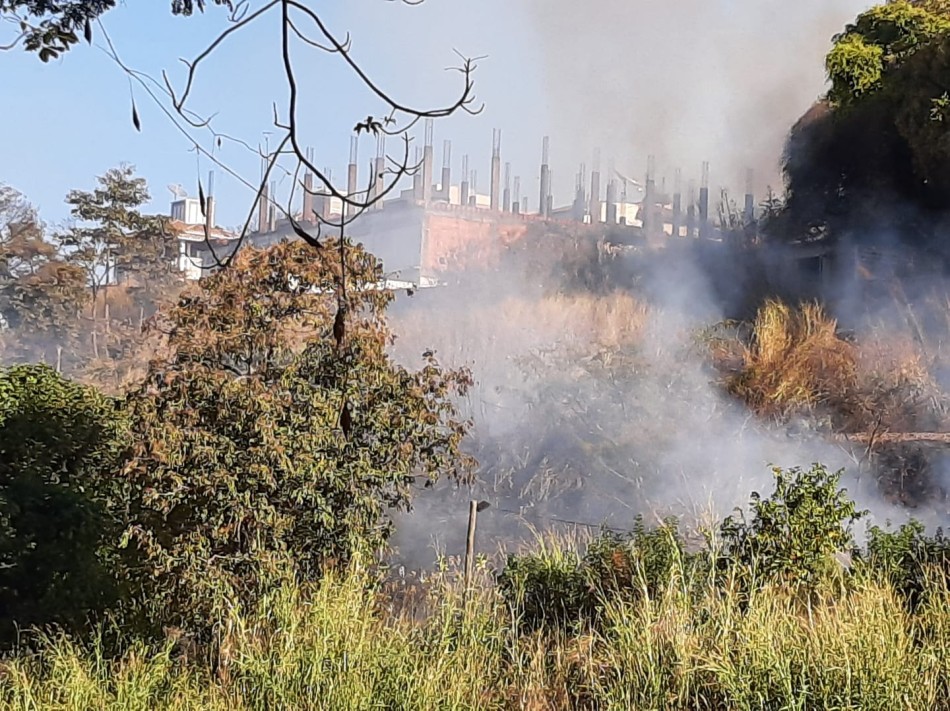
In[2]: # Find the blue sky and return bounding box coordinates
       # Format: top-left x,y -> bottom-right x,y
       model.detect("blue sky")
0,0 -> 867,230
0,0 -> 548,229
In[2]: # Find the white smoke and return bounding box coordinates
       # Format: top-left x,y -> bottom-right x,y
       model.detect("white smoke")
384,237 -> 934,568
524,0 -> 872,196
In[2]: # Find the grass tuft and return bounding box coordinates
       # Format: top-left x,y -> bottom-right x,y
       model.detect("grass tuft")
728,299 -> 858,419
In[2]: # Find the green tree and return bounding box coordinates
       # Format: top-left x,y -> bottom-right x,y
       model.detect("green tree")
119,239 -> 473,633
0,364 -> 126,645
57,166 -> 182,386
826,2 -> 950,107
777,1 -> 950,246
62,165 -> 178,315
0,1 -> 231,60
720,464 -> 865,588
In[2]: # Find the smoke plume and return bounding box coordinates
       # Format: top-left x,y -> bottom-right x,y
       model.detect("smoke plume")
385,230 -> 943,569
525,0 -> 871,194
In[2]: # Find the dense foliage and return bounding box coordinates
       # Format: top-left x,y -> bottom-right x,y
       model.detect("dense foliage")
0,365 -> 125,643
0,468 -> 945,709
777,1 -> 950,250
720,464 -> 864,586
0,1 -> 231,60
1,170 -> 183,387
499,515 -> 686,633
863,518 -> 950,608
0,186 -> 86,363
825,2 -> 950,107
117,239 -> 473,633
0,237 -> 474,642
500,464 -> 947,633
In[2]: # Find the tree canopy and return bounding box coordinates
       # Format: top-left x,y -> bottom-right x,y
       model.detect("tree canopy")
825,2 -> 950,107
1,169 -> 183,384
1,1 -> 231,60
0,234 -> 477,640
62,165 -> 178,308
0,364 -> 126,643
776,1 -> 950,251
0,185 -> 86,363
118,239 -> 473,631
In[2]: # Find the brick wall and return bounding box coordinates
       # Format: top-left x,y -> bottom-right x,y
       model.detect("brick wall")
422,207 -> 531,275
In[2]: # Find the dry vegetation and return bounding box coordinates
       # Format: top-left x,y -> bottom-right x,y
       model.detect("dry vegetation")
726,300 -> 858,417
1,548 -> 948,710
722,298 -> 950,434
395,287 -> 950,440
389,288 -> 651,437
390,284 -> 950,523
8,221 -> 950,707
391,290 -> 650,364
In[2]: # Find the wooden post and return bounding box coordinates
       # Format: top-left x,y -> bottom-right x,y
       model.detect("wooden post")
92,331 -> 99,360
464,500 -> 478,592
55,346 -> 62,374
139,306 -> 145,330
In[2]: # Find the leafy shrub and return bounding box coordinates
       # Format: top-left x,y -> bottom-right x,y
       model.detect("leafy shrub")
497,544 -> 590,633
499,518 -> 690,633
584,516 -> 686,602
118,240 -> 473,636
0,364 -> 126,644
720,464 -> 865,588
861,520 -> 950,609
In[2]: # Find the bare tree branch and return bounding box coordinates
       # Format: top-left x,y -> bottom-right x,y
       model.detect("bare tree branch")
11,0 -> 482,292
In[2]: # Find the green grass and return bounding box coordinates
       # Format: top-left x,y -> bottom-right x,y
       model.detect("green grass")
0,549 -> 948,710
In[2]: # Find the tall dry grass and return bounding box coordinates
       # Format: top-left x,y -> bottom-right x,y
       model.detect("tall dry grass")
724,298 -> 950,432
596,575 -> 950,710
852,323 -> 950,432
1,550 -> 948,710
728,299 -> 858,420
391,291 -> 651,368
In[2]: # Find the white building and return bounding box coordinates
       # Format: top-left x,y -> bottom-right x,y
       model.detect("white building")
169,195 -> 240,280
170,197 -> 204,226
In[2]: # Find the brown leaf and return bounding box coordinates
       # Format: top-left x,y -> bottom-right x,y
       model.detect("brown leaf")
132,99 -> 142,132
84,17 -> 92,44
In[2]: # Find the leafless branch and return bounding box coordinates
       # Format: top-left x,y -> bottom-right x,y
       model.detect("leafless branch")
76,0 -> 480,301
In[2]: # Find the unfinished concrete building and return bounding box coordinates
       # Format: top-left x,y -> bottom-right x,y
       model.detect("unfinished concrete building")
175,128 -> 759,286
